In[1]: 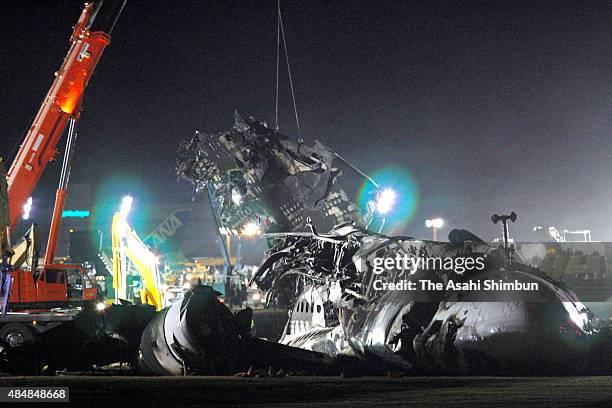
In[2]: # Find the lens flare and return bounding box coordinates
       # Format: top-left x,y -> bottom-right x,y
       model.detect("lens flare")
358,167 -> 419,232
376,188 -> 397,214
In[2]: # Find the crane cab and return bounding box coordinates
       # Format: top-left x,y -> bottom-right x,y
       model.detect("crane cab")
8,264 -> 97,310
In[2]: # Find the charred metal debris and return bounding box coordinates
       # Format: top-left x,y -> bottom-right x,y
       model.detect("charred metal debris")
253,224 -> 611,375
0,286 -> 362,377
1,231 -> 610,376
173,113 -> 610,376
177,112 -> 380,233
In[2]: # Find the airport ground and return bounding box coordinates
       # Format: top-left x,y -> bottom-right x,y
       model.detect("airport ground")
0,375 -> 609,407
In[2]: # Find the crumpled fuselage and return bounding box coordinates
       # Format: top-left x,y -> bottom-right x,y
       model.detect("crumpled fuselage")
254,225 -> 600,374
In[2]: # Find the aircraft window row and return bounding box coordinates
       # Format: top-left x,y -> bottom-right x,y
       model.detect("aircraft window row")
296,327 -> 332,342
297,300 -> 322,313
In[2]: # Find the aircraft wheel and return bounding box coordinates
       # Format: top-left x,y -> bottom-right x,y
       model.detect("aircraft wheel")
0,323 -> 34,347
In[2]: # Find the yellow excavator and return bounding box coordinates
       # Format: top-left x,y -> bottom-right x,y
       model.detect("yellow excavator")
111,196 -> 163,311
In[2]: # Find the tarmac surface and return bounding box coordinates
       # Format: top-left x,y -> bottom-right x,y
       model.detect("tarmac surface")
0,376 -> 610,407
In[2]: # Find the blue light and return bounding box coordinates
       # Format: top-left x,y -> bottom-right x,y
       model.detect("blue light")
358,167 -> 419,233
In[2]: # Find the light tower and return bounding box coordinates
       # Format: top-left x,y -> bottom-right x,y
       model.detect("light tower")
425,218 -> 444,241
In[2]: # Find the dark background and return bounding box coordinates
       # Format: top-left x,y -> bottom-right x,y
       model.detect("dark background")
2,0 -> 612,242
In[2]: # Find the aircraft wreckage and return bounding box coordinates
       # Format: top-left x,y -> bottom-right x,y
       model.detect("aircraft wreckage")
1,113 -> 609,376
171,113 -> 610,375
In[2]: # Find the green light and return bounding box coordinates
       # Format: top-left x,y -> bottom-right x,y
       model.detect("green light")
62,210 -> 90,218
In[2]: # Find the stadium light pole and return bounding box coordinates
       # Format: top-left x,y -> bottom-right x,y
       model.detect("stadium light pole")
425,218 -> 444,241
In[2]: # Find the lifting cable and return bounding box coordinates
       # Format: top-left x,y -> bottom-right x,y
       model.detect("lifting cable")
275,0 -> 280,131
275,0 -> 302,142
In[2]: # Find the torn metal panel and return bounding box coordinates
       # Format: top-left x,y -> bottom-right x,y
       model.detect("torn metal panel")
177,112 -> 380,234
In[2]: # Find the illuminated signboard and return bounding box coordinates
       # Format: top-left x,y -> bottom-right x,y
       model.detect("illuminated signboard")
62,210 -> 90,218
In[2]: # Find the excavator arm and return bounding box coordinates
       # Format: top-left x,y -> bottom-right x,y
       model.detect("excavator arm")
112,200 -> 163,311
9,225 -> 39,271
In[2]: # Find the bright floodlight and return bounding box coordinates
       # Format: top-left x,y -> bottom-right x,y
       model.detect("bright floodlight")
22,196 -> 33,220
119,195 -> 133,219
376,188 -> 397,215
242,222 -> 261,237
425,218 -> 444,229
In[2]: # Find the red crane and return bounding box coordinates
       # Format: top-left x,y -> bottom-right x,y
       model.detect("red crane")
7,0 -> 126,237
1,0 -> 126,314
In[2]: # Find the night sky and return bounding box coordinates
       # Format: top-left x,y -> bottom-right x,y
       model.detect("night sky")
2,0 -> 612,242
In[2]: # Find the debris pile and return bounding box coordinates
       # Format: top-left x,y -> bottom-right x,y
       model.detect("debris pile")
136,284 -> 361,376
0,265 -> 609,376
0,287 -> 358,376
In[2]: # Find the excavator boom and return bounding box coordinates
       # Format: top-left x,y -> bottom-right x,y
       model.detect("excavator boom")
112,199 -> 163,311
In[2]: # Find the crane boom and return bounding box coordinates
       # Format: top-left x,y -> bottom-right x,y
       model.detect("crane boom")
6,0 -> 126,232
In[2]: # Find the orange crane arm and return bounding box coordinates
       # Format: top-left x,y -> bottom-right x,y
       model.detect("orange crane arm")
6,0 -> 126,233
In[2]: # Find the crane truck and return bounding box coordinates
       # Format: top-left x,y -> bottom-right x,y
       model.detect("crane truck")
0,0 -> 126,346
